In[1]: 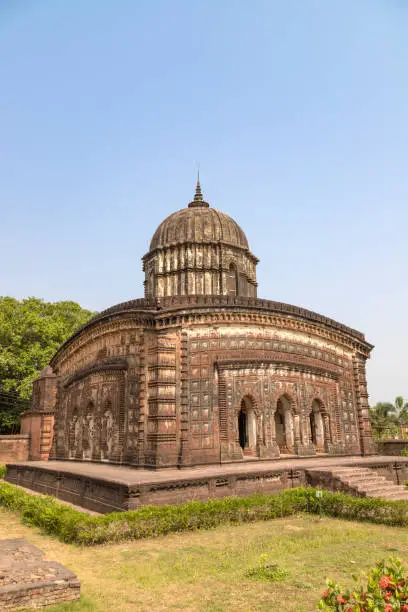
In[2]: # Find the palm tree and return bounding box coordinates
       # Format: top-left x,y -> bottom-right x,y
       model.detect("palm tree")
369,402 -> 399,440
395,396 -> 408,425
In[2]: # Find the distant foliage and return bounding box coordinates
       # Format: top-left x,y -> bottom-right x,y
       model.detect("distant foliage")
369,396 -> 408,440
0,297 -> 94,399
0,391 -> 29,434
319,557 -> 408,611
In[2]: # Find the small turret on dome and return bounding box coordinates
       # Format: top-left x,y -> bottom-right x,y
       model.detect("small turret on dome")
188,176 -> 209,208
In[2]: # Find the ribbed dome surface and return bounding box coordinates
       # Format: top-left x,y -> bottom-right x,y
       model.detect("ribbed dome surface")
150,206 -> 249,251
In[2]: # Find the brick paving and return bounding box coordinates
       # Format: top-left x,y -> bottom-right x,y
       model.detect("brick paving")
0,539 -> 80,610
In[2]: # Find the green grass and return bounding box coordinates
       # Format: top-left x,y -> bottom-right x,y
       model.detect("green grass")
2,480 -> 408,546
2,507 -> 408,611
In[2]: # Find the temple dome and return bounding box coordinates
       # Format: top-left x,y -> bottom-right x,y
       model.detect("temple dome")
149,180 -> 249,252
143,179 -> 258,300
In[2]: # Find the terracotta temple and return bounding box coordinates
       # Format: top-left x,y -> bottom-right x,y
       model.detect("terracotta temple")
25,180 -> 375,467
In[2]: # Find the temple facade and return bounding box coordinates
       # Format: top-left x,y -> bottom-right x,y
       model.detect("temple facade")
29,181 -> 375,467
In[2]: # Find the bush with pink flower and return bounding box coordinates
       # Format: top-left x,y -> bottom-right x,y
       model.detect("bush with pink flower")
319,557 -> 408,611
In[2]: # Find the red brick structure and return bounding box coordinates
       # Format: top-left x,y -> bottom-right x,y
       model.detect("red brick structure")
0,435 -> 30,462
20,366 -> 56,460
35,181 -> 374,468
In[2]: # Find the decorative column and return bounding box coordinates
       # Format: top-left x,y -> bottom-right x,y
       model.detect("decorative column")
178,331 -> 191,466
322,414 -> 331,451
293,414 -> 301,453
284,410 -> 294,452
352,354 -> 376,455
145,334 -> 179,467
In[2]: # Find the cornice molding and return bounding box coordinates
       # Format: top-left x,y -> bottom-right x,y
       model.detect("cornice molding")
216,358 -> 340,380
63,358 -> 128,388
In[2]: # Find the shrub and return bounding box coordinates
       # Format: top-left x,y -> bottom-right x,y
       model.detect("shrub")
319,556 -> 408,611
245,554 -> 289,582
1,482 -> 408,546
0,465 -> 6,479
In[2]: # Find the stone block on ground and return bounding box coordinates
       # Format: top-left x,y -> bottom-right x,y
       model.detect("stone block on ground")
0,538 -> 80,610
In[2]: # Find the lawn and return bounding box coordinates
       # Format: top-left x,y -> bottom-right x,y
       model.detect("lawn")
1,508 -> 408,611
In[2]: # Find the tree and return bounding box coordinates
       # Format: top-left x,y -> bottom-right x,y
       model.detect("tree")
0,297 -> 94,399
395,396 -> 408,424
369,402 -> 399,439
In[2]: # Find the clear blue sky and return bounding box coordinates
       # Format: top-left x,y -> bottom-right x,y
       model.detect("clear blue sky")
1,0 -> 407,405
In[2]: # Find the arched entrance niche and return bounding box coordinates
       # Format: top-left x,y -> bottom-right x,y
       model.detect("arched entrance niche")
274,395 -> 294,454
309,399 -> 328,453
237,396 -> 257,455
101,400 -> 114,461
69,408 -> 80,459
82,401 -> 94,460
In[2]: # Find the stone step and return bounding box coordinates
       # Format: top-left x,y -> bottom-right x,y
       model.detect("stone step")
356,482 -> 408,494
357,484 -> 400,495
341,478 -> 389,488
379,490 -> 408,498
331,468 -> 374,476
307,466 -> 408,503
366,490 -> 408,500
332,472 -> 375,479
335,472 -> 386,481
332,474 -> 387,485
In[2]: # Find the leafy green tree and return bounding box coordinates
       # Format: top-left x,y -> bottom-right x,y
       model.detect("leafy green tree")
0,297 -> 94,399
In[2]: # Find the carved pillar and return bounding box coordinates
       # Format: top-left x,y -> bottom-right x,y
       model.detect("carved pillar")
323,414 -> 331,450
270,409 -> 277,445
293,414 -> 301,451
136,332 -> 148,466
145,333 -> 178,467
178,331 -> 191,466
284,410 -> 294,452
352,354 -> 376,455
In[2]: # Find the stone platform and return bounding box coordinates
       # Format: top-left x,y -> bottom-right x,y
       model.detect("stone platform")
5,456 -> 408,514
0,539 -> 80,610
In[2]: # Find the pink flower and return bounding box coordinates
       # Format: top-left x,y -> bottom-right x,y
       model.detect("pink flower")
384,605 -> 393,612
321,589 -> 329,599
337,595 -> 346,604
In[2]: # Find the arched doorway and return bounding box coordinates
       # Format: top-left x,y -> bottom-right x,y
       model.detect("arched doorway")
237,396 -> 257,454
310,399 -> 326,453
274,395 -> 294,454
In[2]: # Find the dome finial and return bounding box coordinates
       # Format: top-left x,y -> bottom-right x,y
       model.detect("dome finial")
189,167 -> 209,207
195,169 -> 203,201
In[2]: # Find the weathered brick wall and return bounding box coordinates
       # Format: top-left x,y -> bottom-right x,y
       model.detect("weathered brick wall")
0,435 -> 30,462
47,293 -> 374,468
377,440 -> 408,456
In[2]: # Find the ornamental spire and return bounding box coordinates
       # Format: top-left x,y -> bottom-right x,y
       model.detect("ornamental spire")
188,170 -> 209,208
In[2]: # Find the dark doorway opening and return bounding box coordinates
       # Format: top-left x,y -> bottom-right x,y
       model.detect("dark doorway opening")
238,410 -> 247,449
310,412 -> 316,445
